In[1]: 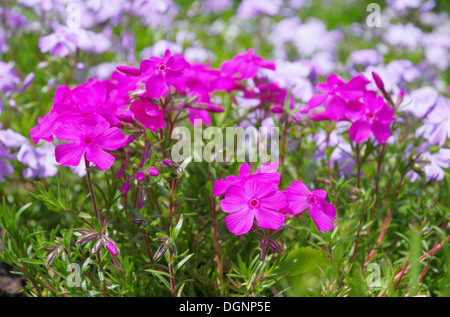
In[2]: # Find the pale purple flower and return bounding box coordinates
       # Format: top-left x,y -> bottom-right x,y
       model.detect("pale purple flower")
418,97 -> 450,146
401,87 -> 440,118
309,125 -> 356,177
0,145 -> 15,182
407,148 -> 450,182
38,26 -> 78,58
0,62 -> 21,99
141,40 -> 182,59
201,0 -> 233,14
236,0 -> 282,18
19,142 -> 59,179
131,0 -> 178,29
350,49 -> 384,67
384,23 -> 423,50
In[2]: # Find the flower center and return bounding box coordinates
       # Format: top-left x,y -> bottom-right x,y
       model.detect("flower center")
158,64 -> 167,71
84,136 -> 94,145
308,195 -> 318,205
248,197 -> 260,209
367,113 -> 375,120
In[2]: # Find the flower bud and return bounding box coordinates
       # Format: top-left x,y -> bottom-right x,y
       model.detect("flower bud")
136,171 -> 145,182
148,167 -> 159,176
105,241 -> 118,256
116,65 -> 141,76
91,238 -> 104,255
371,71 -> 385,91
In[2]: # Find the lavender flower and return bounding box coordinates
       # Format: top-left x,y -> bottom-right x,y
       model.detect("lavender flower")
236,0 -> 282,18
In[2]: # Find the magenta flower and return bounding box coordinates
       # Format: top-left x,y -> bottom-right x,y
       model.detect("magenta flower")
120,49 -> 190,100
105,241 -> 118,256
220,180 -> 287,235
212,162 -> 280,197
348,93 -> 395,144
130,99 -> 165,131
220,48 -> 276,80
285,181 -> 338,231
54,117 -> 125,170
302,73 -> 371,121
136,171 -> 145,182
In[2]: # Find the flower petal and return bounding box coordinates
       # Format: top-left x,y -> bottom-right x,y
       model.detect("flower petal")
319,199 -> 338,220
312,190 -> 327,199
220,185 -> 248,213
213,179 -> 230,197
225,207 -> 254,236
85,146 -> 115,170
145,72 -> 168,99
286,181 -> 311,196
55,143 -> 85,167
260,190 -> 287,210
349,119 -> 371,143
371,121 -> 391,144
309,205 -> 334,231
95,127 -> 126,151
255,206 -> 285,230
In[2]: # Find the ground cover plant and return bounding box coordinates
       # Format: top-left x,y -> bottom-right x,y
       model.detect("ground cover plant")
0,0 -> 450,298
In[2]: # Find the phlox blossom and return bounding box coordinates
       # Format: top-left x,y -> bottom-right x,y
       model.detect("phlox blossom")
130,99 -> 165,131
220,180 -> 287,235
348,93 -> 395,144
118,49 -> 190,99
302,73 -> 371,121
212,162 -> 279,197
285,181 -> 337,231
54,116 -> 125,170
220,48 -> 276,80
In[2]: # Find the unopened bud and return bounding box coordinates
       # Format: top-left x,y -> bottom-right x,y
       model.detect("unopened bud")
116,65 -> 141,76
91,238 -> 104,255
371,71 -> 385,91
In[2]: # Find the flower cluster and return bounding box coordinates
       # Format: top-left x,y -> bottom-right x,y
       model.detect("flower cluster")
301,72 -> 396,144
214,163 -> 337,235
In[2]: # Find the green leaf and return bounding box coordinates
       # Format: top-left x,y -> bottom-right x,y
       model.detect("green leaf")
19,258 -> 44,266
172,215 -> 184,241
282,247 -> 329,276
278,247 -> 330,296
174,253 -> 194,273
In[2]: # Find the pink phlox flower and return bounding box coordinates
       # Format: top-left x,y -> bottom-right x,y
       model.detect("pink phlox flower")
303,73 -> 371,121
220,180 -> 287,235
285,181 -> 338,231
243,80 -> 293,110
220,48 -> 276,80
348,93 -> 395,144
130,99 -> 165,131
54,115 -> 126,170
212,162 -> 280,197
120,49 -> 191,99
30,79 -> 130,144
